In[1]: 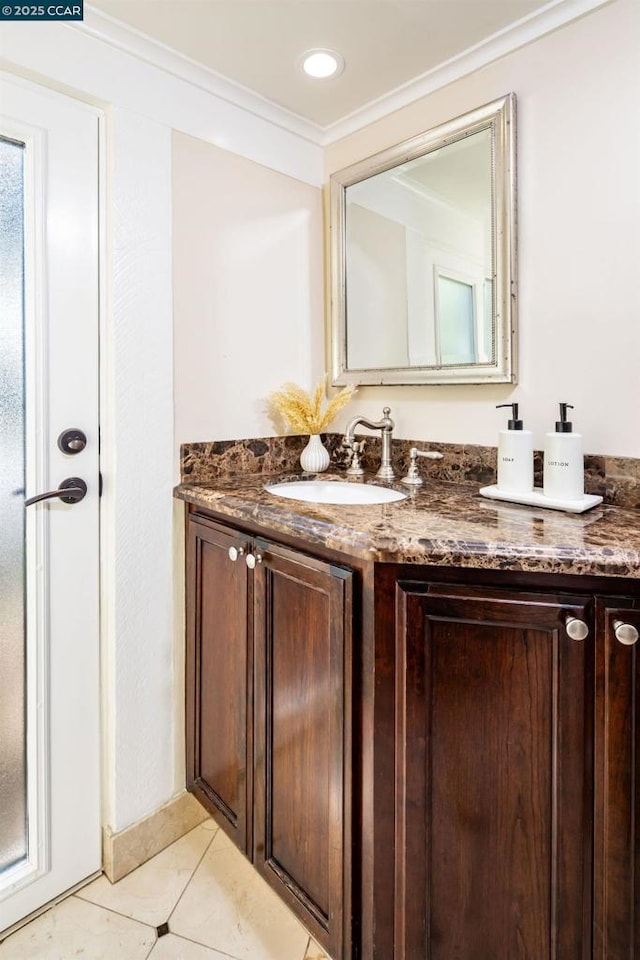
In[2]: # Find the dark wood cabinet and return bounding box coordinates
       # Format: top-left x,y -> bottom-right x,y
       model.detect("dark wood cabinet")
186,515 -> 353,958
186,515 -> 253,853
253,538 -> 353,959
186,505 -> 640,960
594,597 -> 640,960
395,582 -> 594,960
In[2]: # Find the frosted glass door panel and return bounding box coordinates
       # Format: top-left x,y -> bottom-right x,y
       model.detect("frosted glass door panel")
0,137 -> 27,873
437,275 -> 476,365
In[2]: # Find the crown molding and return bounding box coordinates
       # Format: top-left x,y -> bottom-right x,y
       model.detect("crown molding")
78,4 -> 325,145
320,0 -> 613,144
78,0 -> 612,150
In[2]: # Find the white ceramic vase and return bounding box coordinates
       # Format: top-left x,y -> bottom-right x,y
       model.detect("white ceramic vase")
300,434 -> 330,473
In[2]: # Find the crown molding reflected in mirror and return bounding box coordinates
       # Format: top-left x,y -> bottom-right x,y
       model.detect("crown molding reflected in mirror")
330,93 -> 517,386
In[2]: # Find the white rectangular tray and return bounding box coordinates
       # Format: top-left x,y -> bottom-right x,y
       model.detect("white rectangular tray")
479,485 -> 603,514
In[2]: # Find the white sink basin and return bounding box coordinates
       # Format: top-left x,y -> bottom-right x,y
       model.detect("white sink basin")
264,480 -> 407,506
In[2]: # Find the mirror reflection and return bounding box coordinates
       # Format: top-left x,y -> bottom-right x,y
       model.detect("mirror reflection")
346,129 -> 493,370
330,94 -> 516,385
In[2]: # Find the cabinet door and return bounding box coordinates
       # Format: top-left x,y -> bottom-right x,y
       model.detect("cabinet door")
594,598 -> 640,959
395,582 -> 593,960
186,516 -> 252,853
253,540 -> 353,960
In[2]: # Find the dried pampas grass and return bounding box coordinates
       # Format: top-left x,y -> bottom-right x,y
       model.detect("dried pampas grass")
268,378 -> 356,435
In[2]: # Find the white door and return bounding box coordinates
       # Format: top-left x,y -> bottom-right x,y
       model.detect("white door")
0,74 -> 100,934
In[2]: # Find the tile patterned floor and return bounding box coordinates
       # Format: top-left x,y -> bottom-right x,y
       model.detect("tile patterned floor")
0,820 -> 329,960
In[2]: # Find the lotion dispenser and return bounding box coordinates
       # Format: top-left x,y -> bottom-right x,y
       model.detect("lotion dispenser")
496,403 -> 533,493
543,402 -> 584,501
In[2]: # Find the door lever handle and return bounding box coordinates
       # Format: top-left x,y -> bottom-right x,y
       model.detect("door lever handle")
25,477 -> 87,507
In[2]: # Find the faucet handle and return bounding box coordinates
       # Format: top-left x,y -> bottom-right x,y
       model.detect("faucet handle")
346,439 -> 365,477
400,446 -> 444,486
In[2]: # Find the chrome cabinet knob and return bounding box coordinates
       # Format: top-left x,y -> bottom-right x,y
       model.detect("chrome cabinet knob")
613,620 -> 639,646
565,616 -> 589,641
228,545 -> 245,562
245,552 -> 263,569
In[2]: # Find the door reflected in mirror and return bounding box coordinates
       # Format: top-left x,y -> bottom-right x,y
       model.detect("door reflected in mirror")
330,95 -> 516,385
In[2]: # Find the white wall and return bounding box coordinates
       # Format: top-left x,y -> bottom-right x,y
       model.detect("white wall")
102,109 -> 175,829
325,0 -> 640,457
173,132 -> 325,446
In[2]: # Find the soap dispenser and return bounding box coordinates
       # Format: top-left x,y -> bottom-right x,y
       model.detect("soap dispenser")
543,403 -> 584,501
496,403 -> 533,493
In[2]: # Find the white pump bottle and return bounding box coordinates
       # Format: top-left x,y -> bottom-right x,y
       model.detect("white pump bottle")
496,403 -> 534,493
543,403 -> 584,501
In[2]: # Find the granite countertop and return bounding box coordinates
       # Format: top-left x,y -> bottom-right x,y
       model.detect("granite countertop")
174,471 -> 640,579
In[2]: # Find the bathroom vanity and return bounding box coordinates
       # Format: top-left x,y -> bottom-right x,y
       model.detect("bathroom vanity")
176,464 -> 640,960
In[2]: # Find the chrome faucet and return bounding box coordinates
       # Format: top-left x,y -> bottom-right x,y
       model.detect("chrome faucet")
343,406 -> 395,481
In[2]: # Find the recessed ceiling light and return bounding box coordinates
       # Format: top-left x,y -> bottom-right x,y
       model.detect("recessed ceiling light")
301,49 -> 344,80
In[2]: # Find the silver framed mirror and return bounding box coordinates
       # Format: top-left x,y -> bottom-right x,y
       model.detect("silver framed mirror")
330,93 -> 517,385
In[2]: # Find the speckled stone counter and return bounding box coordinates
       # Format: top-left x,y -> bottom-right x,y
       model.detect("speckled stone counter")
175,470 -> 640,580
181,435 -> 640,508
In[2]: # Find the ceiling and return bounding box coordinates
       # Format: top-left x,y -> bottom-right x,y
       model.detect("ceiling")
89,0 -> 555,130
